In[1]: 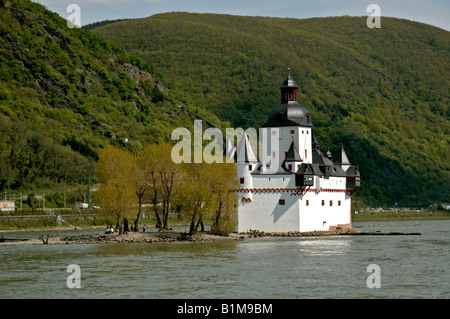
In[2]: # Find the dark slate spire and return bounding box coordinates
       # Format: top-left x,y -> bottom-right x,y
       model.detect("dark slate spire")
236,133 -> 258,163
284,140 -> 302,162
311,131 -> 320,150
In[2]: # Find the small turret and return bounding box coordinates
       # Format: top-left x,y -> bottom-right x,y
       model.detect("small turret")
336,144 -> 351,172
236,133 -> 258,202
283,139 -> 302,173
346,165 -> 361,196
296,163 -> 314,187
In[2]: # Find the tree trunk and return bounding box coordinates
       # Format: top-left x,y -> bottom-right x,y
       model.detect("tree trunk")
124,218 -> 129,232
116,216 -> 124,235
151,186 -> 162,231
189,212 -> 197,236
134,196 -> 143,232
194,215 -> 203,233
213,198 -> 223,233
163,201 -> 170,230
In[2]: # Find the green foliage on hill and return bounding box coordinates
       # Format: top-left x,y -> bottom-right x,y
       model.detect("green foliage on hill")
0,1 -> 224,192
90,12 -> 449,206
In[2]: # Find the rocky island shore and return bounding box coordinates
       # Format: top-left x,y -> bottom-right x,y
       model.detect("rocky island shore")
0,227 -> 421,246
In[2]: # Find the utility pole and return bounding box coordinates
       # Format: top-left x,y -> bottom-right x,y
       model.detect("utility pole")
87,172 -> 91,207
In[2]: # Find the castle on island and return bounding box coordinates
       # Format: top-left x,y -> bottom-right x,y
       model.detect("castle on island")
234,70 -> 360,233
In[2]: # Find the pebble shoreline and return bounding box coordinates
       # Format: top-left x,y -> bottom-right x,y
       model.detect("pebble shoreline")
0,228 -> 365,246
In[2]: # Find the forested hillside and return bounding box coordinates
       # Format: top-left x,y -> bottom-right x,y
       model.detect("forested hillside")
90,12 -> 449,206
0,1 -> 223,192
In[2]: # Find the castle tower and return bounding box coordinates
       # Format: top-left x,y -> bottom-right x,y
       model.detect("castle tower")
235,69 -> 359,233
261,69 -> 313,169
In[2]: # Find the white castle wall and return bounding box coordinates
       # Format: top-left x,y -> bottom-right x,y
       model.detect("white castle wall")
237,174 -> 299,232
236,171 -> 351,233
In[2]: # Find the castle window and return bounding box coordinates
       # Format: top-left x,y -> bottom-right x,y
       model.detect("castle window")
290,130 -> 295,135
330,200 -> 333,206
321,200 -> 325,206
297,164 -> 301,170
306,200 -> 309,206
240,178 -> 244,184
338,200 -> 341,206
279,199 -> 285,205
248,165 -> 252,171
305,150 -> 307,159
288,164 -> 292,171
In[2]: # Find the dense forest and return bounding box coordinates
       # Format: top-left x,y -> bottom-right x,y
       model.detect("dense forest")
0,1 -> 224,193
0,1 -> 448,207
90,12 -> 449,206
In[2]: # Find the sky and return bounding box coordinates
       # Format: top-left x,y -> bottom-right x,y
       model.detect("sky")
33,0 -> 449,31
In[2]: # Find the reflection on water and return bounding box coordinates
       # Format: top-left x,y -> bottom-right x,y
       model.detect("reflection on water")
0,219 -> 449,298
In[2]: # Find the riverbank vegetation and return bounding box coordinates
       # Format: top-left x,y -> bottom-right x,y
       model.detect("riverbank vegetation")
352,209 -> 450,221
94,144 -> 239,235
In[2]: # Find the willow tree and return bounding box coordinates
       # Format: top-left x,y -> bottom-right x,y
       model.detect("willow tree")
209,160 -> 239,235
177,161 -> 215,236
94,145 -> 136,234
176,158 -> 239,236
134,143 -> 163,231
156,142 -> 184,230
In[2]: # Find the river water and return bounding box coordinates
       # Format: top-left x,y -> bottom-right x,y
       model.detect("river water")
0,219 -> 448,299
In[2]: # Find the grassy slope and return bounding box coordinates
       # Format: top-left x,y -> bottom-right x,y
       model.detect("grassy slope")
0,2 -> 225,191
91,13 -> 450,206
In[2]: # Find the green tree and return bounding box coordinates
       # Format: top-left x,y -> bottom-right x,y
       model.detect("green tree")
209,160 -> 239,235
132,143 -> 161,231
156,142 -> 184,230
94,145 -> 136,234
177,161 -> 215,236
